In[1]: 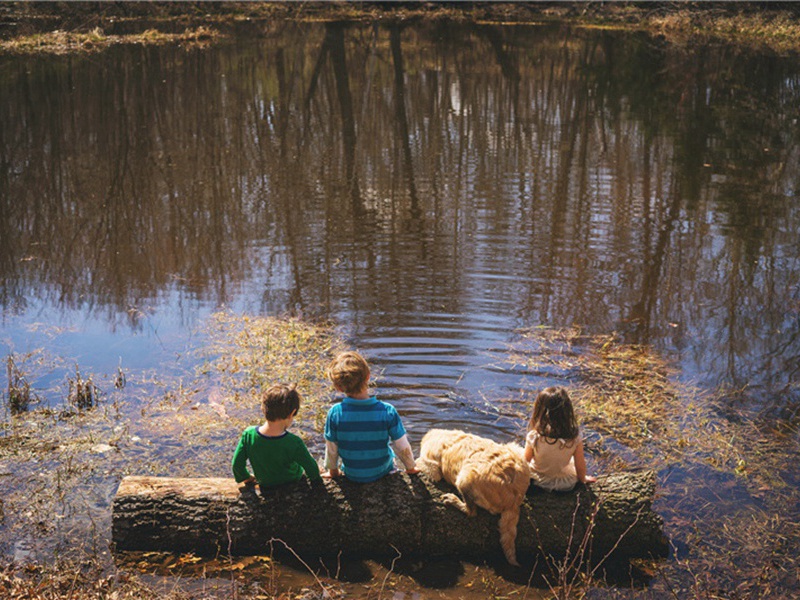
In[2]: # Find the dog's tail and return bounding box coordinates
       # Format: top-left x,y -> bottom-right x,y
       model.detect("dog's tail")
499,507 -> 521,566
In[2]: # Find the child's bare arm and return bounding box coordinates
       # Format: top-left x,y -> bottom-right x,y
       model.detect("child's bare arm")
573,440 -> 597,484
523,441 -> 534,463
391,434 -> 419,474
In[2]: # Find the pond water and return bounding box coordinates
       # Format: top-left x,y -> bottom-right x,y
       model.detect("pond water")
1,18 -> 799,595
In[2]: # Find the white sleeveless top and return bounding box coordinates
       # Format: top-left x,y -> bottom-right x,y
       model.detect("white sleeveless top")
526,430 -> 579,491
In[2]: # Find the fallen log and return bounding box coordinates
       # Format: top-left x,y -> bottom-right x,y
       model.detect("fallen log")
112,471 -> 668,561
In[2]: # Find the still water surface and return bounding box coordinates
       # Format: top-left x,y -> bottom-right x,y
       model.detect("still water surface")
1,18 -> 799,587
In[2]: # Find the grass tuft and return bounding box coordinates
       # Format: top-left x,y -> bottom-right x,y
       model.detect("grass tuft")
68,365 -> 98,411
0,26 -> 223,55
6,355 -> 33,414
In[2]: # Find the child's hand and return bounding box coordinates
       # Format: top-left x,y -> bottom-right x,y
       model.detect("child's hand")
405,468 -> 420,475
583,475 -> 597,484
322,468 -> 341,479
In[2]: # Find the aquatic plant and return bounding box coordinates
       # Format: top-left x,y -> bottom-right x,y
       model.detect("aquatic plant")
114,359 -> 127,390
68,365 -> 98,411
6,355 -> 34,414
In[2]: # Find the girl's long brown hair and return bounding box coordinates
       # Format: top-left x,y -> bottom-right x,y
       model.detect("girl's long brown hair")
527,386 -> 579,441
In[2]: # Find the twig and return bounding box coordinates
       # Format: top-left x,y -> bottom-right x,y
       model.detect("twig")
563,498 -> 602,590
652,554 -> 682,600
226,507 -> 233,557
379,544 -> 402,599
269,537 -> 330,598
522,554 -> 540,600
587,504 -> 647,581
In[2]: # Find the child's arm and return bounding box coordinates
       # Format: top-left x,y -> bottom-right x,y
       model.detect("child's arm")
573,439 -> 597,484
524,441 -> 534,463
296,440 -> 322,482
391,434 -> 419,474
323,439 -> 341,478
386,408 -> 418,474
231,435 -> 254,484
523,430 -> 537,463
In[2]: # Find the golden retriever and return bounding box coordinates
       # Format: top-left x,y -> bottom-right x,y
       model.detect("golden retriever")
419,428 -> 530,566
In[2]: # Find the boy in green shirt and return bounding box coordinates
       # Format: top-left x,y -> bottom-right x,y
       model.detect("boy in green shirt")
232,383 -> 322,488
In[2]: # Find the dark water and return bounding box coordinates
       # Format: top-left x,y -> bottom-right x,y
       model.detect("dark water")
1,19 -> 799,590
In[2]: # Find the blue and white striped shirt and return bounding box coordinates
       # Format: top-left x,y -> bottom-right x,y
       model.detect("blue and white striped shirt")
324,396 -> 407,482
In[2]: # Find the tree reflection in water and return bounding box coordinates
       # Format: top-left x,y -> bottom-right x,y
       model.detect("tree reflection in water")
0,21 -> 798,414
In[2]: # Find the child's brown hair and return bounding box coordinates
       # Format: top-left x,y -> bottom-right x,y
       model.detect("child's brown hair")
261,383 -> 301,421
527,386 -> 579,441
327,351 -> 370,396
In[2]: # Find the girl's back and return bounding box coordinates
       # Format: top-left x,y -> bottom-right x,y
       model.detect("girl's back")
526,431 -> 579,491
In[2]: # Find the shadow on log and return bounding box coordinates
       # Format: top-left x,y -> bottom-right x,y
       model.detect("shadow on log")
112,471 -> 668,562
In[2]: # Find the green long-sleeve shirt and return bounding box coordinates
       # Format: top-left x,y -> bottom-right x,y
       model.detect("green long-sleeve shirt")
231,426 -> 321,487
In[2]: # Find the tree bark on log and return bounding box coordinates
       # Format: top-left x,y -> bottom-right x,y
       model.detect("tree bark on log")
112,471 -> 668,561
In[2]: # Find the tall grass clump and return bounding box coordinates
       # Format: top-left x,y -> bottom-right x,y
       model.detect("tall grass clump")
68,365 -> 98,410
6,355 -> 34,414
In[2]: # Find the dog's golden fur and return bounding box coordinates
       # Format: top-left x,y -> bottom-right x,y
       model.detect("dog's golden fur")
419,428 -> 530,566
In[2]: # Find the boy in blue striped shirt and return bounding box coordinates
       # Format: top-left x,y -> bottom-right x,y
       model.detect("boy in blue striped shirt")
323,351 -> 419,482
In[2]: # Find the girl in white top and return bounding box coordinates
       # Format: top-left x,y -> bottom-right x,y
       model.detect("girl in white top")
524,386 -> 596,491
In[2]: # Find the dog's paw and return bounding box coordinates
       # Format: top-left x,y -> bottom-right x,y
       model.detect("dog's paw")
440,493 -> 460,506
441,493 -> 475,516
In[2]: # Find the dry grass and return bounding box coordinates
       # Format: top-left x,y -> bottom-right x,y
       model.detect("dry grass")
647,10 -> 800,54
0,559 -> 179,600
509,326 -> 800,598
0,26 -> 222,55
68,365 -> 98,411
6,355 -> 33,414
199,312 -> 342,401
196,311 -> 345,428
510,327 -> 757,474
513,327 -> 679,449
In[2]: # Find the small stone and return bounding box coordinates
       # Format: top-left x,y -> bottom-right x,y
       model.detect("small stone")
91,444 -> 115,454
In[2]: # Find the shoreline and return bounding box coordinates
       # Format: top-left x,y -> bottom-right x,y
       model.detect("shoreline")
2,2 -> 800,55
